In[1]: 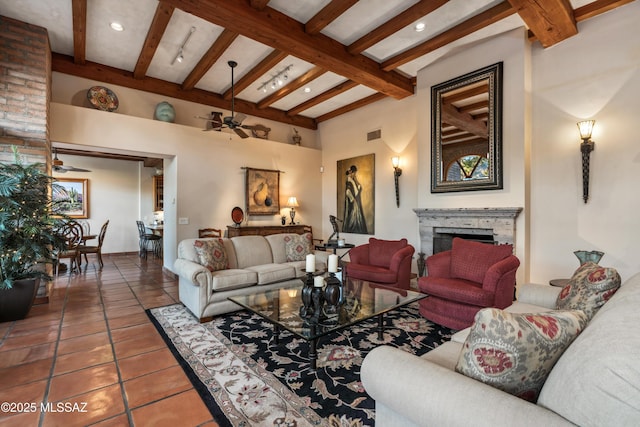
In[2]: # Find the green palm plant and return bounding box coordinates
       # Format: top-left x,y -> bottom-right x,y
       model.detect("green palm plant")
0,146 -> 67,290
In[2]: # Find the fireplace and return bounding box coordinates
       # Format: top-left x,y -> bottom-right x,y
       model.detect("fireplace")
414,208 -> 522,256
432,228 -> 495,253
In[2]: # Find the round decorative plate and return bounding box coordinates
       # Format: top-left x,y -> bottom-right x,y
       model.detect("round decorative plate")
231,206 -> 244,225
87,86 -> 119,112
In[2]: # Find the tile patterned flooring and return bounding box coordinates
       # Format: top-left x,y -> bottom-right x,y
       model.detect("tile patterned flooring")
0,254 -> 219,427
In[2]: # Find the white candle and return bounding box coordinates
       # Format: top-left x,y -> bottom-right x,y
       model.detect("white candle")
314,275 -> 324,287
328,254 -> 338,273
306,254 -> 315,272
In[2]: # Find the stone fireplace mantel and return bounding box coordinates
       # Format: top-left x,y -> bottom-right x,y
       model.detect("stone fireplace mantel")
414,207 -> 523,256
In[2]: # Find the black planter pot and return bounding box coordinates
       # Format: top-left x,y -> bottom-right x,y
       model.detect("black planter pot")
0,278 -> 39,322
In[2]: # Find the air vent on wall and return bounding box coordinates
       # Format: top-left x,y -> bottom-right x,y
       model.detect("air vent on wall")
367,129 -> 382,142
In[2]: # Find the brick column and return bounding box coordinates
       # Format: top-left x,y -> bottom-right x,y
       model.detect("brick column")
0,15 -> 51,166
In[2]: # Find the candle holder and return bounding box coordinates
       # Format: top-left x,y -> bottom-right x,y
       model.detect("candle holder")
310,284 -> 325,324
323,272 -> 342,316
299,272 -> 314,318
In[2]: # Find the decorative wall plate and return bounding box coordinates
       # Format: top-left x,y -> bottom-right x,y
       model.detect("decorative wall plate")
231,206 -> 244,225
87,86 -> 119,112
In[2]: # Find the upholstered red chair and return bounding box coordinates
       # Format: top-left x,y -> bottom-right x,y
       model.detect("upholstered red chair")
418,237 -> 520,330
345,238 -> 415,290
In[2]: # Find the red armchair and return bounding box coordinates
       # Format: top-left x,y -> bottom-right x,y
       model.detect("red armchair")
345,238 -> 415,290
418,237 -> 520,330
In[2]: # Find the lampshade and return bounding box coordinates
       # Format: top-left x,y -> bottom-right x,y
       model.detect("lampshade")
392,156 -> 400,168
287,196 -> 299,208
577,120 -> 595,140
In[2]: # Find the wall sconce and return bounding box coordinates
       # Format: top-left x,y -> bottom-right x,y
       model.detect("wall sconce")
392,156 -> 402,207
577,120 -> 595,203
287,196 -> 299,225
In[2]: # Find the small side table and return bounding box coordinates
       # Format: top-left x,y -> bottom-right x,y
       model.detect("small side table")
550,278 -> 570,287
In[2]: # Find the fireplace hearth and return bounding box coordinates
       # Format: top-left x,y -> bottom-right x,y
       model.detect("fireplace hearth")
414,208 -> 522,256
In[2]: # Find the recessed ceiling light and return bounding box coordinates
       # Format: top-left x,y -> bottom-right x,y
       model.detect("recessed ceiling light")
304,87 -> 311,93
414,22 -> 425,32
110,22 -> 124,32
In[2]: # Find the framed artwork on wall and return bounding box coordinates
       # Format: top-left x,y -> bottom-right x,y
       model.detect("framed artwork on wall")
245,168 -> 280,215
337,153 -> 375,235
53,178 -> 89,218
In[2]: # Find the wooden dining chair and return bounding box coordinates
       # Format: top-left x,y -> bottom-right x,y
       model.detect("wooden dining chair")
79,220 -> 109,268
53,220 -> 83,275
198,228 -> 222,238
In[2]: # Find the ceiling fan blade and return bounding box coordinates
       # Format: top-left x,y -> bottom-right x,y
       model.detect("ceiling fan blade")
67,167 -> 92,172
231,113 -> 246,126
53,166 -> 67,173
234,128 -> 250,139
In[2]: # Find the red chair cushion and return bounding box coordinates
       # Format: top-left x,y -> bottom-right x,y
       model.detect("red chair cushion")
346,263 -> 397,284
368,238 -> 407,268
450,238 -> 513,284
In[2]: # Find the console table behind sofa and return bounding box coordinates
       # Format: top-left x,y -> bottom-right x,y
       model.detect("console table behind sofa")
226,224 -> 311,237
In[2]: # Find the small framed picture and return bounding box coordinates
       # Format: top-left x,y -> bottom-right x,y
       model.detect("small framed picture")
53,178 -> 89,218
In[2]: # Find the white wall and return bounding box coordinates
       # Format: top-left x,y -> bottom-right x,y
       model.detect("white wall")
318,95 -> 419,253
50,103 -> 323,273
318,2 -> 640,283
52,153 -> 159,254
530,3 -> 640,282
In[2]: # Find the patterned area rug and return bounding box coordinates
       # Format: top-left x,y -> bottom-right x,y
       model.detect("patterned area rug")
147,302 -> 453,426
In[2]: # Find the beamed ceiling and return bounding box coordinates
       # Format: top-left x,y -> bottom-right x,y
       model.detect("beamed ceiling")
0,0 -> 634,131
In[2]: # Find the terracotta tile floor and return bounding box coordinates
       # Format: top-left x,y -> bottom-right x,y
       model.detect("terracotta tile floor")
0,254 -> 219,427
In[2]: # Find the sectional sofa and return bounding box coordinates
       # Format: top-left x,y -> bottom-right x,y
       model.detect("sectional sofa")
362,268 -> 640,426
174,233 -> 327,321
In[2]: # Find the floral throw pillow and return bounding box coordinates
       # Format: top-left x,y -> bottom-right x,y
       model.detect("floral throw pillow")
194,239 -> 228,271
455,308 -> 588,402
284,233 -> 313,262
556,261 -> 621,320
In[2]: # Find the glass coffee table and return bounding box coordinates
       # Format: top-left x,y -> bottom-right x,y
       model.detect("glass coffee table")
228,278 -> 426,370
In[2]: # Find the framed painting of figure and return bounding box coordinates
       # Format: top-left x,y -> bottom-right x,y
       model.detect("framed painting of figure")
336,154 -> 374,235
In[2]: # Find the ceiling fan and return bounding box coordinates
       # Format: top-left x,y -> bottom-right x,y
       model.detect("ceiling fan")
52,148 -> 91,173
198,61 -> 260,139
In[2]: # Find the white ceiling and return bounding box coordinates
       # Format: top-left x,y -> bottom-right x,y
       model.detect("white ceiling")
0,0 -> 607,128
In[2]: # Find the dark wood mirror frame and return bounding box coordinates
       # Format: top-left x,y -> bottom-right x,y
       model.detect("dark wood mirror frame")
431,62 -> 503,193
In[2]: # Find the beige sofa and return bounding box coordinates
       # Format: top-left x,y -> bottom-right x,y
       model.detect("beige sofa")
174,234 -> 327,321
361,272 -> 640,426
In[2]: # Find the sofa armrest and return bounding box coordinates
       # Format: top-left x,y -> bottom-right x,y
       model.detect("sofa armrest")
425,250 -> 451,278
173,258 -> 212,289
517,283 -> 562,309
361,346 -> 573,427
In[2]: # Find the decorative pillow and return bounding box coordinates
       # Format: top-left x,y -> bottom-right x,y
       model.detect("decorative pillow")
450,237 -> 514,283
194,239 -> 228,271
556,261 -> 621,320
455,308 -> 588,402
368,238 -> 407,268
284,232 -> 313,262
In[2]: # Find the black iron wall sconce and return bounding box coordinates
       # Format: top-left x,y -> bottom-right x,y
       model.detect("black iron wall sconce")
577,120 -> 595,203
392,156 -> 402,207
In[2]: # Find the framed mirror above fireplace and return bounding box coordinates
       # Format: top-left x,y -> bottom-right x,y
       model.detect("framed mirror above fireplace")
431,62 -> 503,193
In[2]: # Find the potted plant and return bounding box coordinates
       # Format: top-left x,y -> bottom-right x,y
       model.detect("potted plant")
0,146 -> 67,322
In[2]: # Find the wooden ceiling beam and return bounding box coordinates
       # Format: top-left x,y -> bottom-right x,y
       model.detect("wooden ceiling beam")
316,92 -> 387,123
71,0 -> 87,65
527,0 -> 636,41
305,0 -> 359,35
257,66 -> 327,109
348,0 -> 449,54
51,53 -> 317,129
381,2 -> 515,71
223,50 -> 287,100
134,2 -> 175,79
507,0 -> 576,48
249,0 -> 270,10
182,29 -> 239,90
287,80 -> 359,116
441,102 -> 488,139
164,0 -> 414,99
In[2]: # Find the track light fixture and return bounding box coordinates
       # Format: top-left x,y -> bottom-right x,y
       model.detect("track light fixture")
171,26 -> 195,65
257,64 -> 293,93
